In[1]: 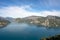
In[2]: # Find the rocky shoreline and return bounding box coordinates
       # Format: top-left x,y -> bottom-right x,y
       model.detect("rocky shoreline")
0,21 -> 10,28
0,17 -> 10,28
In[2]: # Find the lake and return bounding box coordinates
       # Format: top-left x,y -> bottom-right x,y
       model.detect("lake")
0,23 -> 60,40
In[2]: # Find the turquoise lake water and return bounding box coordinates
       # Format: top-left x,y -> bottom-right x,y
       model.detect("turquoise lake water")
0,23 -> 60,40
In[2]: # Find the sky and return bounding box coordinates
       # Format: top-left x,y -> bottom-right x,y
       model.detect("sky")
0,0 -> 60,18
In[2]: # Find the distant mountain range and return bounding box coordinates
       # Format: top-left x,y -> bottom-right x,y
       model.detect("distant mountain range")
0,15 -> 60,27
5,17 -> 15,22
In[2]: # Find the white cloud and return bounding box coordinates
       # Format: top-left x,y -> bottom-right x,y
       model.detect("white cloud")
0,5 -> 60,18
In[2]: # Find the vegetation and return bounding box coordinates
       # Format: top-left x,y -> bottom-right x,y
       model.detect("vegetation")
41,35 -> 60,40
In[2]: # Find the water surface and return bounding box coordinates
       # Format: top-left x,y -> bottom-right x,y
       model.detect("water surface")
0,23 -> 60,40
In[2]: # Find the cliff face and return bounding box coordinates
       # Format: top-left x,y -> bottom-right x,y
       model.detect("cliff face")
15,15 -> 60,27
42,16 -> 60,27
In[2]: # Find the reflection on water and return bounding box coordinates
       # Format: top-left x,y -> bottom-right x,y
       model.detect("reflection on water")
0,23 -> 60,40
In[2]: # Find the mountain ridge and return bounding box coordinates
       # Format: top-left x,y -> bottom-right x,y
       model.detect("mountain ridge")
0,15 -> 60,27
15,15 -> 60,27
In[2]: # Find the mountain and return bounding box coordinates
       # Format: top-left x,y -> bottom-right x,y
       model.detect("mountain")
15,16 -> 45,23
46,15 -> 60,19
43,15 -> 60,27
6,17 -> 15,22
23,15 -> 42,19
0,17 -> 10,27
15,15 -> 60,27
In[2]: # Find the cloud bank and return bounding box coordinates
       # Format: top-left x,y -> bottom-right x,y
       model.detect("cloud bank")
0,5 -> 60,18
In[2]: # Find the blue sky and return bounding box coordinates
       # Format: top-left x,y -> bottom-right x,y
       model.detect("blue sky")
0,0 -> 60,18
